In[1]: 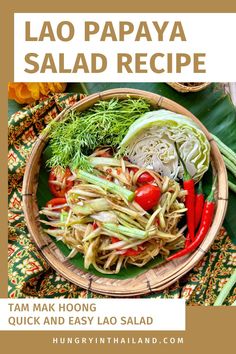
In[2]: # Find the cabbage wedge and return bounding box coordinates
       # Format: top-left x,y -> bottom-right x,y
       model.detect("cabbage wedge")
120,109 -> 210,181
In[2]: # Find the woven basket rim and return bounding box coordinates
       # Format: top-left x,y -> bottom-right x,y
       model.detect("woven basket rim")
167,82 -> 211,93
170,82 -> 210,87
22,88 -> 228,297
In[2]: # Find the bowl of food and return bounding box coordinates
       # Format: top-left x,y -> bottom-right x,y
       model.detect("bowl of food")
22,88 -> 228,297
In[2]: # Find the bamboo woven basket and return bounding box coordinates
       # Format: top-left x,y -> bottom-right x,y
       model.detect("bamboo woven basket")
22,88 -> 228,297
167,82 -> 210,93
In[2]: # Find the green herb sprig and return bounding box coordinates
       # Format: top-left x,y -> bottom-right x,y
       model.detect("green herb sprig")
46,98 -> 151,171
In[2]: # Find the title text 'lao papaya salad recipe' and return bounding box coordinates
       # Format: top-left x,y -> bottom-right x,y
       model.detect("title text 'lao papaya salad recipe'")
40,98 -> 215,275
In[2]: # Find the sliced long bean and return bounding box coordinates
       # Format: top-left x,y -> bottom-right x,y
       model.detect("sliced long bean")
213,269 -> 236,306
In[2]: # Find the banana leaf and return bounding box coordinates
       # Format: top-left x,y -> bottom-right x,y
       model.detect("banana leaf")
8,83 -> 236,279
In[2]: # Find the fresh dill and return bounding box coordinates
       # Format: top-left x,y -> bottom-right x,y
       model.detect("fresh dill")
46,98 -> 151,171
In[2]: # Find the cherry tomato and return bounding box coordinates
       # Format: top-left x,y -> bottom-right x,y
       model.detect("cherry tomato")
111,237 -> 143,257
46,198 -> 68,212
129,167 -> 139,174
134,184 -> 161,210
129,167 -> 154,184
137,172 -> 154,183
48,167 -> 73,197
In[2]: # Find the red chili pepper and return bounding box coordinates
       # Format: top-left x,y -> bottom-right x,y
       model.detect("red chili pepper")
184,179 -> 195,242
46,197 -> 69,214
167,177 -> 216,261
123,248 -> 143,257
111,237 -> 143,257
185,181 -> 204,247
175,143 -> 195,242
46,197 -> 67,208
92,222 -> 98,230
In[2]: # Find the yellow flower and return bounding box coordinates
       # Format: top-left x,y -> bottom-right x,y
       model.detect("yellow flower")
8,82 -> 67,104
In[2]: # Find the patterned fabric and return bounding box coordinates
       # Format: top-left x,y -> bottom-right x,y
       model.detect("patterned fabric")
8,93 -> 236,304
